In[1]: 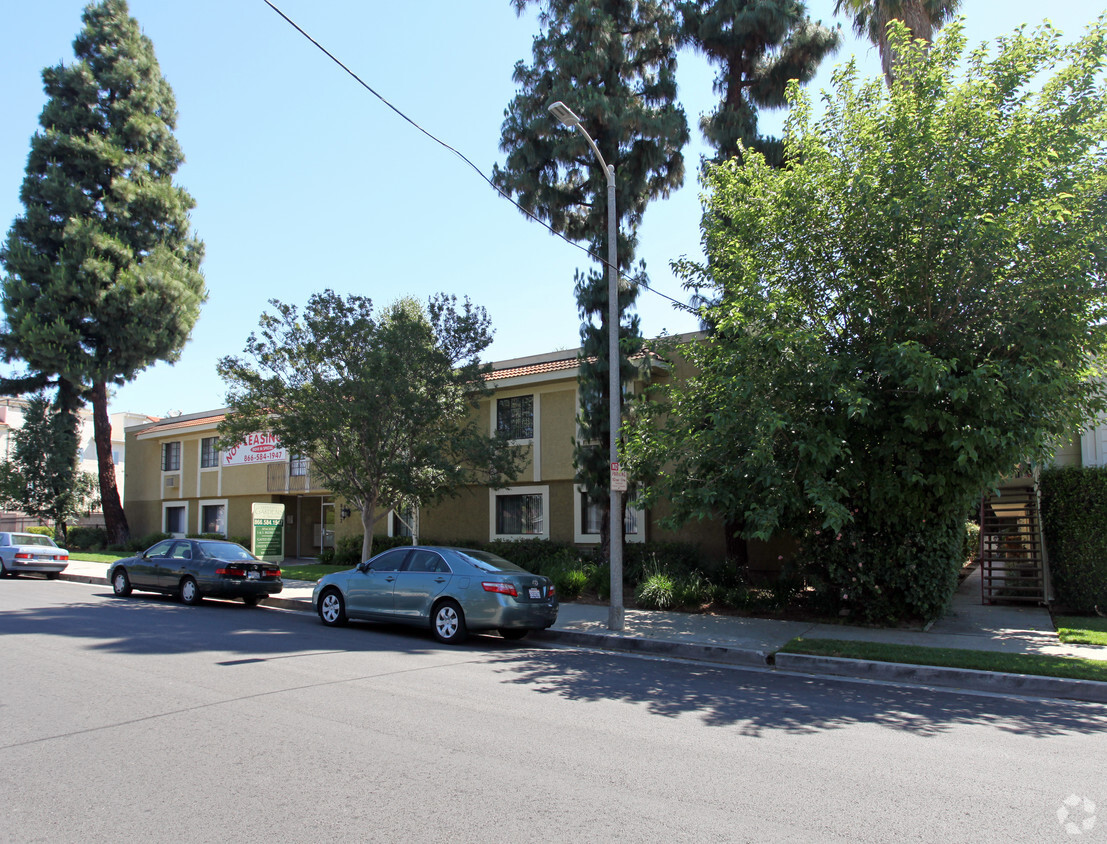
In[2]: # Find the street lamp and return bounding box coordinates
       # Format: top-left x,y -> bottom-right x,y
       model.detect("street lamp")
548,100 -> 624,632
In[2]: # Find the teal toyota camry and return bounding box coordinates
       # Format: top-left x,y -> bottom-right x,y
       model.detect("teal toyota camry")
312,546 -> 558,644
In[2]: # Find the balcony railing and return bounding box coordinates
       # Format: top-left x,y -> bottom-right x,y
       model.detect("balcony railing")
266,461 -> 326,493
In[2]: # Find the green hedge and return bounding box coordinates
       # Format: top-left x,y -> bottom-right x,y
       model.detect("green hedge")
67,526 -> 107,551
1040,467 -> 1107,613
25,525 -> 55,539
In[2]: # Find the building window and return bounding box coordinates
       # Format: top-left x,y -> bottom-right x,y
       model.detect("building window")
496,395 -> 534,440
574,485 -> 645,544
290,454 -> 309,476
201,503 -> 226,535
162,441 -> 181,472
490,485 -> 549,541
200,437 -> 219,468
164,505 -> 186,536
391,505 -> 414,538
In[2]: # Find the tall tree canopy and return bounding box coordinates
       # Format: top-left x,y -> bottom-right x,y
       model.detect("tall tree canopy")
626,19 -> 1107,622
834,0 -> 960,85
493,0 -> 688,552
0,0 -> 205,544
218,291 -> 522,562
679,0 -> 840,165
0,394 -> 98,545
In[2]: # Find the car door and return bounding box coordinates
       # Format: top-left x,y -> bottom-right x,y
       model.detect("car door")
345,548 -> 410,619
130,540 -> 173,588
391,549 -> 452,620
157,540 -> 195,589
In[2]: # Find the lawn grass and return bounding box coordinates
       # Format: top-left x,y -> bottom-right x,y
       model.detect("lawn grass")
70,551 -> 127,563
276,562 -> 350,582
1054,616 -> 1107,647
780,637 -> 1107,683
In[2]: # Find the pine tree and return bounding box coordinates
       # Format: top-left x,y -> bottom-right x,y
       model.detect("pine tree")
0,0 -> 206,544
678,0 -> 840,165
493,0 -> 688,553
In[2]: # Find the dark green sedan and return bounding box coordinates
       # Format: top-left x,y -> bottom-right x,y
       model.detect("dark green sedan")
108,539 -> 283,606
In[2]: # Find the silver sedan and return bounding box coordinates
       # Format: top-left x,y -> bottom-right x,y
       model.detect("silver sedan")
312,546 -> 558,644
0,532 -> 69,578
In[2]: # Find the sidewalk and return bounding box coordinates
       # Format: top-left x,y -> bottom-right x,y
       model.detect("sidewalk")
58,559 -> 1107,704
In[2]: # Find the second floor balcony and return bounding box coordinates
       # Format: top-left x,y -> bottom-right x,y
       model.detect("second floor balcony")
267,459 -> 327,494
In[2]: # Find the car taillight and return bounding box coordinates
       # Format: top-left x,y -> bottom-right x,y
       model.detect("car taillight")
482,581 -> 518,597
264,568 -> 281,578
59,554 -> 69,561
548,584 -> 555,597
217,566 -> 247,577
14,553 -> 32,560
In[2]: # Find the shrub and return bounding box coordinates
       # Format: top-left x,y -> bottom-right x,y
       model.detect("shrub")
370,534 -> 414,555
125,532 -> 171,552
555,568 -> 589,601
67,526 -> 107,551
25,525 -> 55,539
319,547 -> 335,564
334,534 -> 363,566
187,533 -> 226,541
1041,467 -> 1107,613
635,572 -> 676,610
229,535 -> 251,549
622,541 -> 704,585
673,572 -> 715,609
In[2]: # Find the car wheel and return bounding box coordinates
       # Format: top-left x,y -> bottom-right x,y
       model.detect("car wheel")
318,588 -> 346,626
432,600 -> 467,645
499,628 -> 528,641
179,577 -> 202,606
0,561 -> 8,577
242,595 -> 261,607
112,569 -> 132,596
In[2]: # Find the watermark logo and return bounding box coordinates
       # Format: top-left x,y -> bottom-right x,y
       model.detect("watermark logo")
1058,795 -> 1096,836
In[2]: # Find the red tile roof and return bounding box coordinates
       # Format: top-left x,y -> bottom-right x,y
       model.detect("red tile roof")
488,357 -> 579,381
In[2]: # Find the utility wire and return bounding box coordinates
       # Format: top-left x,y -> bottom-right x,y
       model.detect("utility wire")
262,0 -> 697,316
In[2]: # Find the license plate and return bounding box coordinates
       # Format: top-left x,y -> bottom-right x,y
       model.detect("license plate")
528,587 -> 541,599
248,570 -> 260,580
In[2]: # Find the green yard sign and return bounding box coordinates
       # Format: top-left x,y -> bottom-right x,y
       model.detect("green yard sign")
252,502 -> 285,563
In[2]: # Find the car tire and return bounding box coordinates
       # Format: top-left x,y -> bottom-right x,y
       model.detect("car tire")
242,595 -> 261,607
432,600 -> 467,645
318,588 -> 346,626
180,577 -> 202,606
112,569 -> 132,596
499,628 -> 528,641
1,560 -> 10,578
46,572 -> 60,580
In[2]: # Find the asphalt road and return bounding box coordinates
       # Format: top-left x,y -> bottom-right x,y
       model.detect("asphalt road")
3,577 -> 1106,843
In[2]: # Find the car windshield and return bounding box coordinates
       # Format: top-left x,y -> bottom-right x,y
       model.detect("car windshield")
197,542 -> 256,561
450,548 -> 527,574
13,534 -> 57,548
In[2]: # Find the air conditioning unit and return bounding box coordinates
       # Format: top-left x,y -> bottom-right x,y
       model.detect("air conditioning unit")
165,476 -> 178,487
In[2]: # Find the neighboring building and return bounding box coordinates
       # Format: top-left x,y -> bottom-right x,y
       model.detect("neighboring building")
0,396 -> 151,531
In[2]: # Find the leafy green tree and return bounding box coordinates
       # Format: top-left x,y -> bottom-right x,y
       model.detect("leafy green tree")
217,291 -> 523,562
493,0 -> 688,554
678,0 -> 840,165
0,0 -> 206,545
833,0 -> 959,85
0,394 -> 99,545
626,19 -> 1107,622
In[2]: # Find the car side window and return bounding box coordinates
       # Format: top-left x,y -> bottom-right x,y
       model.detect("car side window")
146,540 -> 173,557
169,542 -> 192,560
0,534 -> 8,547
368,549 -> 409,572
406,550 -> 448,574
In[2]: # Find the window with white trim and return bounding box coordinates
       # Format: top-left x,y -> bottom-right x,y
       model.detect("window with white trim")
162,441 -> 181,471
496,395 -> 534,440
200,501 -> 227,536
574,485 -> 645,544
490,486 -> 549,540
200,437 -> 219,468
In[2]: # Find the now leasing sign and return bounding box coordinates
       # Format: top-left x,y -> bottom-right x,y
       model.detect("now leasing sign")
223,432 -> 287,467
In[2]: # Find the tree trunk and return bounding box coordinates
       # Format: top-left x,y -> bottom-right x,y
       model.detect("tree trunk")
360,501 -> 376,562
91,382 -> 129,545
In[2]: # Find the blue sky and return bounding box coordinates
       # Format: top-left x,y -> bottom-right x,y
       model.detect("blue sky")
1,1 -> 1102,418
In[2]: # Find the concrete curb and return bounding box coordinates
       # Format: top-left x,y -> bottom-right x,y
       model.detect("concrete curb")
774,653 -> 1107,704
530,628 -> 772,668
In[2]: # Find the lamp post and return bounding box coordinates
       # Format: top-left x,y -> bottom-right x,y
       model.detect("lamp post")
548,100 -> 624,632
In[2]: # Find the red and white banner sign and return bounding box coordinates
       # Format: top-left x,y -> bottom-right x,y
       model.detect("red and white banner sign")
223,432 -> 287,467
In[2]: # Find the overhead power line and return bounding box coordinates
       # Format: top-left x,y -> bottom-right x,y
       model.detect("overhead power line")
261,0 -> 697,316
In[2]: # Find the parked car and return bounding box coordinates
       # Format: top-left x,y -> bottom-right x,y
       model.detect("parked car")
313,545 -> 558,644
0,531 -> 69,578
108,539 -> 282,606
